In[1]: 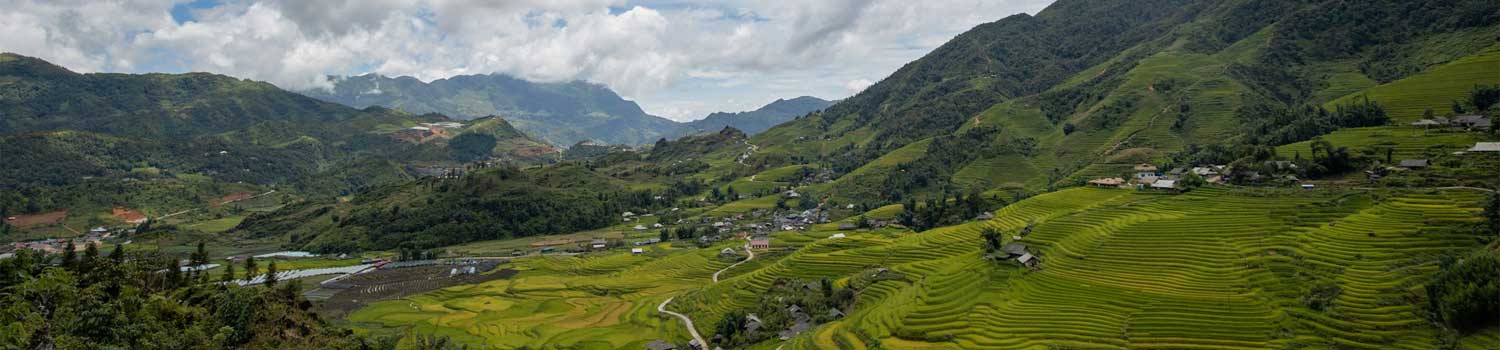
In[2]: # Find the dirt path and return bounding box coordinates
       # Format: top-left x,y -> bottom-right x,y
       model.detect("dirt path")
661,241 -> 758,348
712,243 -> 755,282
157,190 -> 277,220
658,297 -> 708,348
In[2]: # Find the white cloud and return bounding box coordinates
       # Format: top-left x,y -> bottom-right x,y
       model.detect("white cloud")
0,0 -> 1054,120
844,79 -> 874,93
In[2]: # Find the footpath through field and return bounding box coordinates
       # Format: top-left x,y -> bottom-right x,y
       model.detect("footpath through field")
712,243 -> 754,282
657,297 -> 707,348
663,241 -> 756,347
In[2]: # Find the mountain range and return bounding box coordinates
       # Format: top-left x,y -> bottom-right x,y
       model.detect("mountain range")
301,73 -> 831,146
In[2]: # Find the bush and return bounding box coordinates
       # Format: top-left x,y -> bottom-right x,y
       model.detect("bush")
1426,251 -> 1500,333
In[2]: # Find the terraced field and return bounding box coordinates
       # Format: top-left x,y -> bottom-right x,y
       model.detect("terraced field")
344,244 -> 738,349
341,186 -> 1495,349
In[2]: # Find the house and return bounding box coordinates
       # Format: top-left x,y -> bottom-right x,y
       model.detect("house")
783,190 -> 801,198
1167,167 -> 1187,178
1411,119 -> 1444,127
1301,184 -> 1315,190
1452,115 -> 1492,129
828,308 -> 845,319
838,223 -> 858,230
1398,159 -> 1429,169
1134,164 -> 1159,179
1150,179 -> 1177,190
745,314 -> 764,333
652,223 -> 664,228
622,211 -> 636,217
590,239 -> 608,250
974,212 -> 996,221
634,225 -> 648,230
720,247 -> 737,256
829,233 -> 846,239
1469,142 -> 1500,152
750,238 -> 771,249
1088,178 -> 1125,187
631,248 -> 644,255
1017,253 -> 1037,267
1001,243 -> 1028,258
645,340 -> 676,350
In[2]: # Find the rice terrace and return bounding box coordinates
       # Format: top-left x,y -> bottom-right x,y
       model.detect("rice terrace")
1,1 -> 1499,350
332,187 -> 1500,349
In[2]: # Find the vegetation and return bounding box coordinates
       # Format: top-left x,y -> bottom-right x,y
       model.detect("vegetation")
0,247 -> 362,349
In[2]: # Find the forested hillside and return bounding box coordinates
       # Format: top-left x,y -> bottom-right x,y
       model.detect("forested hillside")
738,0 -> 1500,202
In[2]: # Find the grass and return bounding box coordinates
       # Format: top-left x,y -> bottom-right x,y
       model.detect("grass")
1277,126 -> 1494,160
185,215 -> 246,233
1326,45 -> 1500,122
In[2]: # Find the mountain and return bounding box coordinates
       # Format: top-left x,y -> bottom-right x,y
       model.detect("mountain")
0,53 -> 558,225
301,73 -> 681,146
741,0 -> 1500,203
43,0 -> 1500,348
677,96 -> 834,136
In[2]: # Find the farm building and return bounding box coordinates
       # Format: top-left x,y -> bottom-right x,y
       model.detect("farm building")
1002,243 -> 1028,258
1398,159 -> 1429,169
1151,179 -> 1177,190
1452,115 -> 1492,129
1017,253 -> 1037,267
750,238 -> 770,249
590,239 -> 607,250
631,248 -> 644,255
1088,178 -> 1125,187
645,340 -> 676,350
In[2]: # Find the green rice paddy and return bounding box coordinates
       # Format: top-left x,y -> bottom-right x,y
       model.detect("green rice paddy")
341,186 -> 1496,349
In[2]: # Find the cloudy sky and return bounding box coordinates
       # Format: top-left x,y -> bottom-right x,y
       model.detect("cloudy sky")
1,0 -> 1052,121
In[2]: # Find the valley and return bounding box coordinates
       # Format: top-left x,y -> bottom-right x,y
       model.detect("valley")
1,0 -> 1498,350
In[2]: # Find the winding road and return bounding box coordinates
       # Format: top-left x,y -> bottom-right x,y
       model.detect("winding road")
661,241 -> 759,348
712,243 -> 755,282
657,297 -> 707,348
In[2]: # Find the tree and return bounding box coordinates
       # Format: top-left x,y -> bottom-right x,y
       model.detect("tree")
109,243 -> 125,264
1470,84 -> 1500,112
659,230 -> 670,242
1063,122 -> 1077,135
714,311 -> 747,344
1426,251 -> 1499,333
264,260 -> 279,287
449,133 -> 498,162
222,262 -> 236,283
80,243 -> 99,275
165,258 -> 182,289
61,241 -> 77,271
243,256 -> 259,280
980,227 -> 1003,256
1423,108 -> 1435,119
1179,172 -> 1206,191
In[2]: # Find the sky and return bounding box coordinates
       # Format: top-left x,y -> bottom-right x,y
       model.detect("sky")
0,0 -> 1053,121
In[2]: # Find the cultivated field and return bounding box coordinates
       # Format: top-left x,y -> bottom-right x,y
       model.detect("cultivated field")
338,186 -> 1499,349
